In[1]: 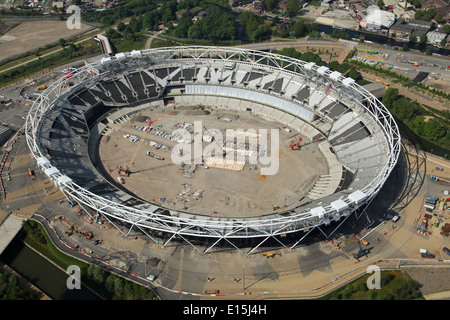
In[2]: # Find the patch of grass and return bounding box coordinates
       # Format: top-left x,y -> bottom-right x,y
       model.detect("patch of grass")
320,270 -> 424,300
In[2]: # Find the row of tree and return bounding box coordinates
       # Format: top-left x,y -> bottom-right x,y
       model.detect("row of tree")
84,264 -> 157,300
171,6 -> 237,42
239,11 -> 272,42
0,269 -> 34,300
382,88 -> 449,147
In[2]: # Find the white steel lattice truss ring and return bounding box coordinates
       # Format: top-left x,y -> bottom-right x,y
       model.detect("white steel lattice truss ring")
25,46 -> 401,254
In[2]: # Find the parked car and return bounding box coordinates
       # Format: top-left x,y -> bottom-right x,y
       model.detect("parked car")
443,247 -> 450,256
436,167 -> 444,171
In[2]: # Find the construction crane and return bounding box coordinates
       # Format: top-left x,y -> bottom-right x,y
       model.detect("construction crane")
353,241 -> 370,261
353,234 -> 369,246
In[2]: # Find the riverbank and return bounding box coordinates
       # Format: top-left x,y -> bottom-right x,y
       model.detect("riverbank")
0,261 -> 51,300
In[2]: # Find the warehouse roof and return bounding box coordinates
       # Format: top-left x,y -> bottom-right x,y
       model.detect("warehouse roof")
361,9 -> 396,28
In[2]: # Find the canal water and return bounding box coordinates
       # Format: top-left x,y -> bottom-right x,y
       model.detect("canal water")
318,24 -> 450,56
0,238 -> 101,300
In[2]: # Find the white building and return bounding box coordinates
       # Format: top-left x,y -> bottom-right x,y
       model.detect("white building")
360,9 -> 396,34
426,31 -> 447,44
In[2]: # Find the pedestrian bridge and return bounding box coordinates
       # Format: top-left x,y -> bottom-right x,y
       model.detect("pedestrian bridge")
0,214 -> 24,256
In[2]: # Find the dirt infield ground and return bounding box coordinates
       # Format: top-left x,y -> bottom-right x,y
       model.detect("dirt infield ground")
98,106 -> 328,217
0,19 -> 93,61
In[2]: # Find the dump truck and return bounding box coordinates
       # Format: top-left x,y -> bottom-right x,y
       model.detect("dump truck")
146,151 -> 164,160
420,249 -> 435,258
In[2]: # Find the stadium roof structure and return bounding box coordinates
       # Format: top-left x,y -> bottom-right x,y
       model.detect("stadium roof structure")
25,46 -> 401,254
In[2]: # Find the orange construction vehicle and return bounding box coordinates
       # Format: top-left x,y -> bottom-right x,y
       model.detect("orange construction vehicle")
28,168 -> 35,180
353,234 -> 369,246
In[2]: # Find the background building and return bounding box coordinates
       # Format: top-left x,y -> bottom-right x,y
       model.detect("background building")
360,9 -> 396,34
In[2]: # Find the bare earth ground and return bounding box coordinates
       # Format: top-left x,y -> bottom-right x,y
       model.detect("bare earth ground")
98,106 -> 328,218
287,44 -> 350,65
0,19 -> 92,61
298,6 -> 360,30
404,268 -> 450,296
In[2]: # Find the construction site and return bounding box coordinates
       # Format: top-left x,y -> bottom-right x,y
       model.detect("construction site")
97,104 -> 328,218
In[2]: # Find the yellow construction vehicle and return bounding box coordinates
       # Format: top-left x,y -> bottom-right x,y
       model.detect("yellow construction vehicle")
332,240 -> 342,249
262,252 -> 281,258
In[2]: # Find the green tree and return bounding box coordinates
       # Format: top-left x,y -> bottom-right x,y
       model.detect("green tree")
414,10 -> 423,19
114,277 -> 124,295
377,0 -> 385,7
173,16 -> 193,38
0,270 -> 31,300
285,0 -> 300,17
423,118 -> 446,141
105,275 -> 115,293
93,266 -> 105,283
250,24 -> 272,42
422,8 -> 436,20
263,0 -> 279,10
292,20 -> 306,37
106,28 -> 122,39
419,34 -> 427,43
187,6 -> 236,42
443,24 -> 450,34
413,115 -> 425,135
382,88 -> 400,109
117,21 -> 126,33
58,38 -> 66,48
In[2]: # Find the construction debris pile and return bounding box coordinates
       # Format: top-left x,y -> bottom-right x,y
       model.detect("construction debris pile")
419,194 -> 450,236
176,183 -> 204,207
180,162 -> 197,178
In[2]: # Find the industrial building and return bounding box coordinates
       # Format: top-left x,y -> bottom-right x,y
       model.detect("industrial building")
426,31 -> 447,44
360,9 -> 396,34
